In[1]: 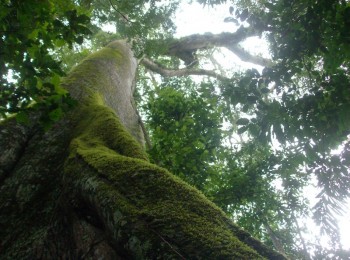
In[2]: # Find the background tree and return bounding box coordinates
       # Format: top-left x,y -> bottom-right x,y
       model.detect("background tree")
1,0 -> 350,259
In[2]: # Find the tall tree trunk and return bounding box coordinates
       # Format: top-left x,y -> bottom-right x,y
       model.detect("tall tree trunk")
0,40 -> 285,259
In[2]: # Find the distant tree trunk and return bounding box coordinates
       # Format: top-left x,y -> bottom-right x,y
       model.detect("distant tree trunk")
0,40 -> 285,259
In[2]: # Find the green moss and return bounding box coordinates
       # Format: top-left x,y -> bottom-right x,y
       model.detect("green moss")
64,94 -> 267,259
71,94 -> 147,161
86,45 -> 123,63
61,43 -> 127,104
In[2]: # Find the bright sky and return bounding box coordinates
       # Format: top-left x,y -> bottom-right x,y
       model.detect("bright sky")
174,1 -> 350,251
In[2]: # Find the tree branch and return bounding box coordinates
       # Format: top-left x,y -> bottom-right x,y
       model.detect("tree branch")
141,58 -> 229,81
168,26 -> 257,55
109,0 -> 132,23
139,27 -> 272,80
226,45 -> 272,67
166,26 -> 272,67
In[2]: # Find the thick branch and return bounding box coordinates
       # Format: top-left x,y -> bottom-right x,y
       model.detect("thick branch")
168,26 -> 257,54
227,45 -> 272,67
141,58 -> 228,81
167,26 -> 271,67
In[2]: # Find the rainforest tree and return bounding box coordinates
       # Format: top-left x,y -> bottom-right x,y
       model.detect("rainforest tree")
1,0 -> 350,259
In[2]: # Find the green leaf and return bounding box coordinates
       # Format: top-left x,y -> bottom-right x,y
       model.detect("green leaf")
247,95 -> 258,104
49,107 -> 63,121
260,88 -> 269,94
28,29 -> 39,40
54,39 -> 66,47
237,125 -> 248,134
15,111 -> 29,124
236,118 -> 249,125
51,74 -> 61,87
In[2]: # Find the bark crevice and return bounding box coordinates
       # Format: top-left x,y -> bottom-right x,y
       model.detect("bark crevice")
0,113 -> 39,183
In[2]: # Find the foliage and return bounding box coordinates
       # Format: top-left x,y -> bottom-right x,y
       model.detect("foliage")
144,78 -> 223,190
0,0 -> 177,122
225,0 -> 350,251
142,74 -> 311,257
86,0 -> 179,57
0,0 -> 92,125
53,30 -> 123,73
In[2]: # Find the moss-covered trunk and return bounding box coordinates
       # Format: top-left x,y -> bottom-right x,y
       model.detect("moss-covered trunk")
0,41 -> 285,259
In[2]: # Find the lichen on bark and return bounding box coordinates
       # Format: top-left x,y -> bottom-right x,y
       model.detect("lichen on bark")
0,40 -> 285,259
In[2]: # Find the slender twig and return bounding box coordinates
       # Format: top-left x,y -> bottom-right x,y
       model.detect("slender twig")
108,0 -> 132,23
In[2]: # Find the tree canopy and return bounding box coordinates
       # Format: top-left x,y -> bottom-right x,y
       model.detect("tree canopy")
1,0 -> 350,258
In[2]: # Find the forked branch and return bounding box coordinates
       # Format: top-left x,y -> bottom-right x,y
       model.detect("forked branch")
167,26 -> 272,67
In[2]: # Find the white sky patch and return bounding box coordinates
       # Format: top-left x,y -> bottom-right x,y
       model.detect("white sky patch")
175,2 -> 236,36
6,69 -> 18,83
101,23 -> 116,33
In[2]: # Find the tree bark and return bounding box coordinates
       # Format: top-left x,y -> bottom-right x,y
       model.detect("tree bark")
0,40 -> 285,259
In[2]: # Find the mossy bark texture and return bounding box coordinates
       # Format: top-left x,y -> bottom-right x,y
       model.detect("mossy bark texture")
0,41 -> 285,259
